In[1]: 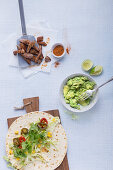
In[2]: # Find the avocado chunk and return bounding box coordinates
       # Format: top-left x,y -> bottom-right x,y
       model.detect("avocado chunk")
63,85 -> 69,97
63,76 -> 95,110
79,98 -> 90,106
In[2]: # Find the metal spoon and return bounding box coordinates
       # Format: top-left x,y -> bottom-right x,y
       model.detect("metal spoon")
79,76 -> 113,101
17,0 -> 38,67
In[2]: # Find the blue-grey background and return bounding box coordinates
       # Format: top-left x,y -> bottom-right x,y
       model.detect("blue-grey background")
0,0 -> 113,169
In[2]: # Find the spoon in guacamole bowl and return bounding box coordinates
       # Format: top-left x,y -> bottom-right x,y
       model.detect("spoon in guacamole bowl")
79,76 -> 113,101
60,73 -> 99,113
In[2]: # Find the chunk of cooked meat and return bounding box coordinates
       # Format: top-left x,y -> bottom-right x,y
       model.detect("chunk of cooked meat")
37,36 -> 43,43
45,56 -> 51,62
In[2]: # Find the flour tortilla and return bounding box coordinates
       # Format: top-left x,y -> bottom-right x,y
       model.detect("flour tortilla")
6,111 -> 67,170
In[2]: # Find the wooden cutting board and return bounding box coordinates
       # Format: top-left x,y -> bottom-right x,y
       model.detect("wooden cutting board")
7,97 -> 69,170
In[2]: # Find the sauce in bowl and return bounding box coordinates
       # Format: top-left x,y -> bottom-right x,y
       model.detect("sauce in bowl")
52,43 -> 65,59
53,45 -> 64,56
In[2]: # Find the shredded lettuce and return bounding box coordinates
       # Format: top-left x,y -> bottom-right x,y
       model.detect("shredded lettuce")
4,117 -> 60,169
3,156 -> 16,169
47,117 -> 60,132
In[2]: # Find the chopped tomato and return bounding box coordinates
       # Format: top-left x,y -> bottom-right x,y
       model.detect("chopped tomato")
19,145 -> 22,149
19,136 -> 26,143
40,118 -> 48,124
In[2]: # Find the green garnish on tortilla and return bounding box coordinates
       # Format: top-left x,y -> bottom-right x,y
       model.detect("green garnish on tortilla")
4,116 -> 61,169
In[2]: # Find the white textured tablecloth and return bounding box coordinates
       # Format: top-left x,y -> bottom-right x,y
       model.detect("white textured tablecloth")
0,0 -> 113,170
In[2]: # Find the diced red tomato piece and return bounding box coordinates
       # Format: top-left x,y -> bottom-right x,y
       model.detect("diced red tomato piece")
40,118 -> 48,124
19,145 -> 22,149
19,136 -> 26,143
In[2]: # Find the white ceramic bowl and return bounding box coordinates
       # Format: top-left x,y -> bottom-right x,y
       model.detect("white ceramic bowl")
60,73 -> 99,113
51,43 -> 66,59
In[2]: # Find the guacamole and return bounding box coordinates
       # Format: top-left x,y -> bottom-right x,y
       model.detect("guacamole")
63,76 -> 95,110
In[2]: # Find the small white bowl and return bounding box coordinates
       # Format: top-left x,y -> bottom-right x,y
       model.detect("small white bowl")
60,73 -> 99,113
51,43 -> 66,59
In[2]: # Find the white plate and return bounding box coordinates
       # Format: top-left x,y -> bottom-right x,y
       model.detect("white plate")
60,73 -> 99,113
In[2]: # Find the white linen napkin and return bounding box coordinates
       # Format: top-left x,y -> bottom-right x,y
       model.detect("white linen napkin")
2,21 -> 59,78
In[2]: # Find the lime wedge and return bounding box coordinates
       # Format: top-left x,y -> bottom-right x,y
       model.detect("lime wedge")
82,59 -> 93,71
90,65 -> 103,75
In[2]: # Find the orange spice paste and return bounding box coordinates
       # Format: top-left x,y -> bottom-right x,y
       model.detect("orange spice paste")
54,61 -> 60,68
66,45 -> 71,54
53,45 -> 64,56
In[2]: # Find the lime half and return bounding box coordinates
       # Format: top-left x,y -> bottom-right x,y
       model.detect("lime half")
90,65 -> 103,75
82,59 -> 93,71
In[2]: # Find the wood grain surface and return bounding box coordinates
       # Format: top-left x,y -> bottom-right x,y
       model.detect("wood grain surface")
7,97 -> 69,170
